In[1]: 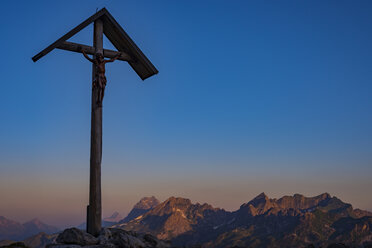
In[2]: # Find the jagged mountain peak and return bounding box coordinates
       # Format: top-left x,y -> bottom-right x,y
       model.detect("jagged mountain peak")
300,192 -> 331,201
133,196 -> 160,210
108,212 -> 120,218
149,197 -> 193,216
117,196 -> 231,243
155,197 -> 219,215
163,197 -> 192,206
256,192 -> 269,199
120,193 -> 372,247
320,192 -> 331,199
103,212 -> 123,223
239,193 -> 277,215
119,196 -> 160,223
0,216 -> 58,241
238,192 -> 341,217
276,192 -> 333,210
249,192 -> 269,204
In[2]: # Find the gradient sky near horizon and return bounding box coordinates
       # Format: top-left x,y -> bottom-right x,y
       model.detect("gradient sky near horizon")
0,0 -> 372,228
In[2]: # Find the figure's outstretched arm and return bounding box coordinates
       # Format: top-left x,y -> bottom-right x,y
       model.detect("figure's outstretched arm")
82,50 -> 95,63
104,53 -> 121,63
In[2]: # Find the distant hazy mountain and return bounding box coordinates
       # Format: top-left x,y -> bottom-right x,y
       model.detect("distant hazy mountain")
22,218 -> 58,240
0,216 -> 24,241
77,212 -> 124,230
115,193 -> 372,248
0,217 -> 59,241
103,211 -> 123,223
119,196 -> 160,223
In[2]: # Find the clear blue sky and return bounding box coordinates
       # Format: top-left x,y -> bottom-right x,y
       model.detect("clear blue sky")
0,0 -> 371,227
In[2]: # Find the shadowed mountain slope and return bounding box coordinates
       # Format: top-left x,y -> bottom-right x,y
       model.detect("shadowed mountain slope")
115,193 -> 372,248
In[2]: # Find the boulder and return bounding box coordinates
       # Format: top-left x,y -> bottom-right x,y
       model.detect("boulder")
0,242 -> 29,248
56,228 -> 98,246
49,228 -> 170,248
327,244 -> 349,248
46,245 -> 82,248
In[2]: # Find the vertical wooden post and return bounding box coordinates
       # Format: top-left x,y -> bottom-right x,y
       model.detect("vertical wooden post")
87,18 -> 103,236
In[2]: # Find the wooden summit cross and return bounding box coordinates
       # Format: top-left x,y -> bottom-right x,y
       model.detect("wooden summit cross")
32,8 -> 158,236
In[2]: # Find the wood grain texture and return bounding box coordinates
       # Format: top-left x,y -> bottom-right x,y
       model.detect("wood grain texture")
87,19 -> 103,237
56,41 -> 132,61
32,8 -> 158,80
32,9 -> 107,62
101,12 -> 158,80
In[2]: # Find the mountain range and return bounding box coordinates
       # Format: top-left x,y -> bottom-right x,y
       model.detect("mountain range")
115,193 -> 372,248
0,217 -> 58,241
1,193 -> 372,247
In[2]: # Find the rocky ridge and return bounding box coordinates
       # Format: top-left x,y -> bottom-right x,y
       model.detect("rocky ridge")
46,227 -> 170,248
119,196 -> 160,224
117,193 -> 372,248
1,193 -> 372,248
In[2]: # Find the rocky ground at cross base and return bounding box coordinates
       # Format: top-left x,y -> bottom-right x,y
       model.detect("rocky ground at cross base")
46,227 -> 171,248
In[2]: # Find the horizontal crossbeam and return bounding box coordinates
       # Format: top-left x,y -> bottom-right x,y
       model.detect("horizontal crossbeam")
56,41 -> 132,62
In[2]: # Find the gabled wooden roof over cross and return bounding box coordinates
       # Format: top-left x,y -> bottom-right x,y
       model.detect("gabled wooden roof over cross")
32,7 -> 158,80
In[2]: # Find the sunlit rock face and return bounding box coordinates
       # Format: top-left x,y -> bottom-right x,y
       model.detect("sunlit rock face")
119,196 -> 160,224
115,193 -> 372,248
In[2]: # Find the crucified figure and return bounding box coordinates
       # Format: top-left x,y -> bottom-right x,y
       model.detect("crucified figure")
82,50 -> 120,105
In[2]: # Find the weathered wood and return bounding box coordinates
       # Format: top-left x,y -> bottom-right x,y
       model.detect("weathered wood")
101,12 -> 158,80
87,19 -> 103,237
32,7 -> 159,237
32,8 -> 158,80
32,9 -> 107,62
56,41 -> 132,62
